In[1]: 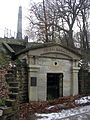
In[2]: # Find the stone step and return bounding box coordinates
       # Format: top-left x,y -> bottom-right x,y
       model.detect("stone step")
5,73 -> 13,77
9,93 -> 18,95
9,87 -> 19,93
8,93 -> 19,99
6,77 -> 17,83
8,82 -> 19,87
5,99 -> 16,107
8,80 -> 19,84
9,86 -> 19,89
7,69 -> 15,73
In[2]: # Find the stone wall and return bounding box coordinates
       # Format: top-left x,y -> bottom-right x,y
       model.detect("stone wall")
0,67 -> 19,120
0,59 -> 29,120
0,68 -> 9,99
78,69 -> 90,94
5,60 -> 29,103
16,60 -> 29,103
0,38 -> 27,46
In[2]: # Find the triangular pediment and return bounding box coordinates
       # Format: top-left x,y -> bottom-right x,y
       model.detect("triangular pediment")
29,43 -> 81,60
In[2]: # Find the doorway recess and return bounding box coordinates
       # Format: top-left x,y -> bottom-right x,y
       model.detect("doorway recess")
47,73 -> 63,100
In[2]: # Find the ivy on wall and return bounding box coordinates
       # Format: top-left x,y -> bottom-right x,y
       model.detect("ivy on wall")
0,51 -> 10,67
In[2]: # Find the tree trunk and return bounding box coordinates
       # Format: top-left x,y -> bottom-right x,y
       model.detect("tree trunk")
67,30 -> 74,47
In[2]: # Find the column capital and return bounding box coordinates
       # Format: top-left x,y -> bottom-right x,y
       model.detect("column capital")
72,67 -> 80,72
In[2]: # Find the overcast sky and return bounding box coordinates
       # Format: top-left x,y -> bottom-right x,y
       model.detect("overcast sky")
0,0 -> 42,37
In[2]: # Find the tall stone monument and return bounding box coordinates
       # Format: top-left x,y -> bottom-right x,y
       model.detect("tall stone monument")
17,6 -> 22,39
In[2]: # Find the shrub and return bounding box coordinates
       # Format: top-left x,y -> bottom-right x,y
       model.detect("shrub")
0,99 -> 5,106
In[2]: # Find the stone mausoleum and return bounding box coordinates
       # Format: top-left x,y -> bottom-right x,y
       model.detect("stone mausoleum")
17,42 -> 81,101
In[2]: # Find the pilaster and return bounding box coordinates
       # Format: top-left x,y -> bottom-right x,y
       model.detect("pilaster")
71,60 -> 80,95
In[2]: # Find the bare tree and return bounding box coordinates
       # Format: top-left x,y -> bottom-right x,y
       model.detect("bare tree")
80,1 -> 90,50
27,0 -> 90,48
73,0 -> 90,50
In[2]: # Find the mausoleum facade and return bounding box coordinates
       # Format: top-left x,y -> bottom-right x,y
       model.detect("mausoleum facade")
18,43 -> 81,101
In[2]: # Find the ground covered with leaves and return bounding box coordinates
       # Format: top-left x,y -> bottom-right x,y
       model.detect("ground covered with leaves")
19,94 -> 90,120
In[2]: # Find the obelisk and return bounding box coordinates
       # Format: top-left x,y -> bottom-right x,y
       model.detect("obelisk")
17,6 -> 22,39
